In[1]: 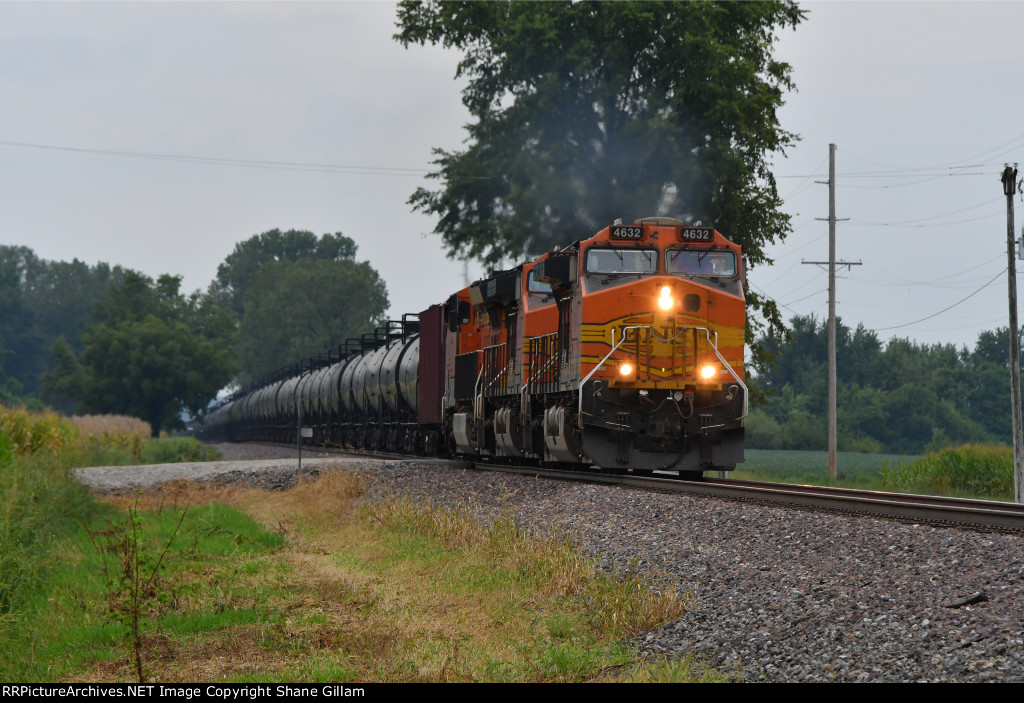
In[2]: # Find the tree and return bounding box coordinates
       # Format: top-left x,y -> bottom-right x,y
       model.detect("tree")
23,258 -> 118,353
0,246 -> 37,396
396,0 -> 804,365
40,336 -> 82,412
212,229 -> 391,382
0,328 -> 21,405
211,229 -> 360,318
0,246 -> 122,398
42,271 -> 237,436
237,259 -> 389,381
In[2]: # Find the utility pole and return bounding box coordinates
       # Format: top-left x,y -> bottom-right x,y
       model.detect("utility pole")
804,143 -> 857,479
1001,165 -> 1023,504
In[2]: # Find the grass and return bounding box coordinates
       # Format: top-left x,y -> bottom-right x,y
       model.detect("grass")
3,496 -> 288,681
0,406 -> 725,683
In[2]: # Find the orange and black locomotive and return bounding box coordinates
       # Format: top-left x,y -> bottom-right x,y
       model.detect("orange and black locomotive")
202,217 -> 747,477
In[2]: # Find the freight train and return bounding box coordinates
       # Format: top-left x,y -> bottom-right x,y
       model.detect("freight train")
200,217 -> 747,477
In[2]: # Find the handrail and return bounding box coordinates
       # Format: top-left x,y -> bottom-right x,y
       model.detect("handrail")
481,342 -> 514,393
698,327 -> 748,420
521,332 -> 559,392
473,364 -> 485,420
576,325 -> 635,427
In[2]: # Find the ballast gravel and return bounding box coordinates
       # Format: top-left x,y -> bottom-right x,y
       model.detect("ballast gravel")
76,443 -> 1024,683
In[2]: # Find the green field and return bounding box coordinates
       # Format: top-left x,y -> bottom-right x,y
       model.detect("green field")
733,448 -> 920,489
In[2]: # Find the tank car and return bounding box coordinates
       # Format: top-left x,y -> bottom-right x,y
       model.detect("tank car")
201,217 -> 747,476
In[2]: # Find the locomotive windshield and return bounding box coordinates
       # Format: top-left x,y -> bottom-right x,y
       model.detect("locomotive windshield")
585,248 -> 658,276
666,249 -> 736,278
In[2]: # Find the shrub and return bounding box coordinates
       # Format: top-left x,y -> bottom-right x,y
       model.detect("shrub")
745,408 -> 782,450
139,437 -> 221,464
839,434 -> 884,454
780,409 -> 826,450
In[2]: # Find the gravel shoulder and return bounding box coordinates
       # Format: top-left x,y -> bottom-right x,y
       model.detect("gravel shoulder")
74,442 -> 1024,683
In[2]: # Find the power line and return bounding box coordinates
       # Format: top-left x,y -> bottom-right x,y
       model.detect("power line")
869,267 -> 1007,332
842,136 -> 1024,172
777,166 -> 994,180
782,287 -> 829,307
847,196 -> 1003,226
0,139 -> 433,177
840,172 -> 992,190
781,154 -> 829,200
849,210 -> 1004,228
748,279 -> 821,316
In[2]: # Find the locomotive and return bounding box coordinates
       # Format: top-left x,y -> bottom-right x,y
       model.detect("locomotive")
201,217 -> 747,477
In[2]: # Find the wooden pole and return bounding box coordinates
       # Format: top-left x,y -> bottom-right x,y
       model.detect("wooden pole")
1002,165 -> 1023,504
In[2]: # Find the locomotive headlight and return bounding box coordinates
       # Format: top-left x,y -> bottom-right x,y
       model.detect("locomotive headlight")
657,285 -> 675,311
699,364 -> 717,380
619,362 -> 634,377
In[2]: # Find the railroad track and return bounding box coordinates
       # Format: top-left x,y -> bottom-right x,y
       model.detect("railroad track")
469,463 -> 1024,532
279,442 -> 1024,532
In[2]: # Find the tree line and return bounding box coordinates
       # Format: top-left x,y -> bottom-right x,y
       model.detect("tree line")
0,230 -> 388,436
749,315 -> 1019,454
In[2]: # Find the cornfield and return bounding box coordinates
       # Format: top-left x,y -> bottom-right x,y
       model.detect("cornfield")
69,415 -> 151,460
0,408 -> 151,462
0,406 -> 78,458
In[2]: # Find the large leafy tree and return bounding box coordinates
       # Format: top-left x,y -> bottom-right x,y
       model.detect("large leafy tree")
396,0 -> 804,362
213,229 -> 390,381
211,229 -> 360,318
43,271 -> 237,436
238,259 -> 389,381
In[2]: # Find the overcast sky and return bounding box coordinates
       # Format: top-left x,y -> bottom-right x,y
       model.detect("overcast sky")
2,1 -> 1023,354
